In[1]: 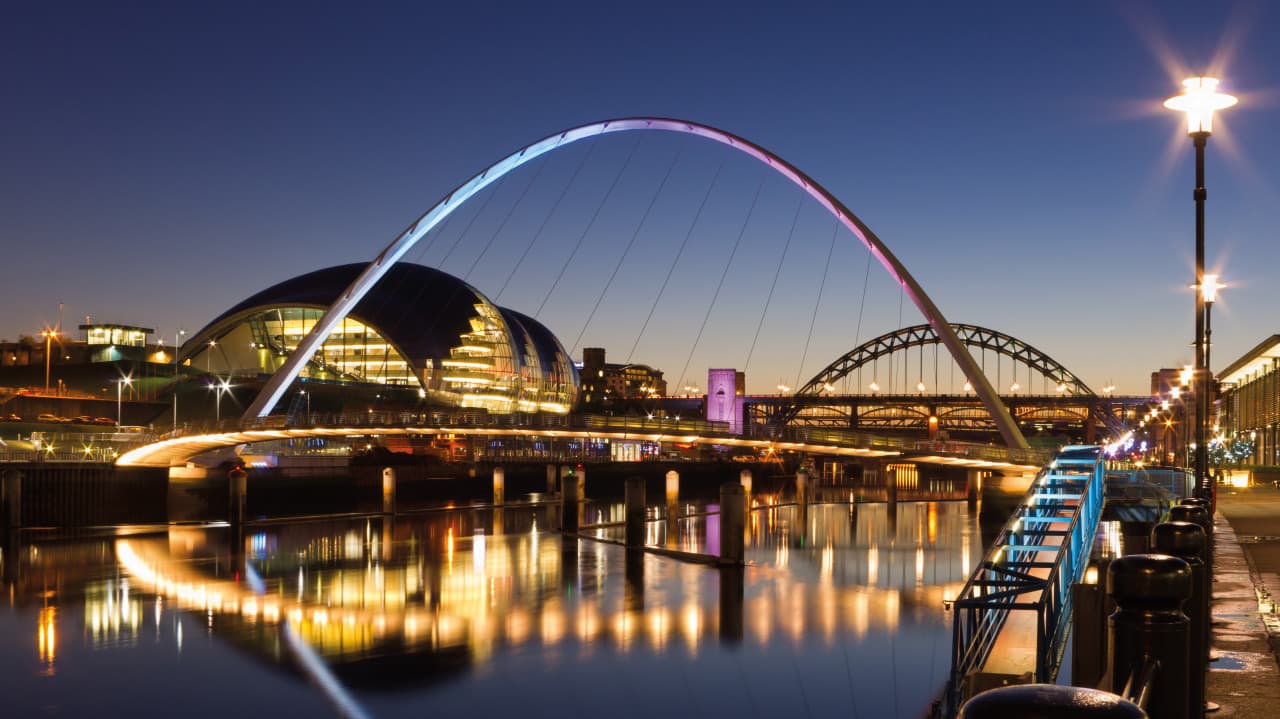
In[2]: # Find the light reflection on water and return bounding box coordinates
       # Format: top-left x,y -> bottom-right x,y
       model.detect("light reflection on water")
2,491 -> 985,718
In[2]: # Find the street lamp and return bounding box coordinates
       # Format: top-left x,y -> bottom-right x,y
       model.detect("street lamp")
1165,75 -> 1236,495
173,329 -> 185,430
40,327 -> 60,393
1203,274 -> 1224,459
116,375 -> 133,427
211,378 -> 231,424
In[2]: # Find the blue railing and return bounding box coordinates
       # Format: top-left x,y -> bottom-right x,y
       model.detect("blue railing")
944,445 -> 1105,715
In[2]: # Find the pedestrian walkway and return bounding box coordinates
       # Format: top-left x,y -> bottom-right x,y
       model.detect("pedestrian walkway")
1208,486 -> 1280,717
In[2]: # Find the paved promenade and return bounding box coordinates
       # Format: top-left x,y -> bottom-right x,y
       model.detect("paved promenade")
1208,485 -> 1280,717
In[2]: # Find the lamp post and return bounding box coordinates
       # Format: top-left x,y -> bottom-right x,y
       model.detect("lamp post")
173,329 -> 185,430
1165,76 -> 1236,497
40,328 -> 59,393
116,375 -> 133,427
1203,275 -> 1224,462
211,378 -> 231,425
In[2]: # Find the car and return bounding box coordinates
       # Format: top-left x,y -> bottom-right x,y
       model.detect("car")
74,415 -> 94,424
37,413 -> 59,423
93,417 -> 115,425
2,413 -> 20,421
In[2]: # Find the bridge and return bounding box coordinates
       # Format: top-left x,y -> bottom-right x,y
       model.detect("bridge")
114,411 -> 1050,471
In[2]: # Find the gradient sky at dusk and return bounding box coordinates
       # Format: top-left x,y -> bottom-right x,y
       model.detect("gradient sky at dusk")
3,1 -> 1279,395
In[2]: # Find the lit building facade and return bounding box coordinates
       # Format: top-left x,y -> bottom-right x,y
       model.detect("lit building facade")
1218,335 -> 1280,466
706,368 -> 745,434
182,264 -> 578,414
578,346 -> 667,408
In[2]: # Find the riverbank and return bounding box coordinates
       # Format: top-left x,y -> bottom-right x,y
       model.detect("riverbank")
1209,485 -> 1280,717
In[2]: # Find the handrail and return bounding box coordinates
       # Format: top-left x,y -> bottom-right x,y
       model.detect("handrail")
943,445 -> 1105,716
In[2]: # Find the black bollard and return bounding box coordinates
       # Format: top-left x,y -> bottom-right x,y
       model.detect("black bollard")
959,684 -> 1146,719
1170,504 -> 1212,573
624,476 -> 646,548
1151,522 -> 1208,718
1108,554 -> 1192,719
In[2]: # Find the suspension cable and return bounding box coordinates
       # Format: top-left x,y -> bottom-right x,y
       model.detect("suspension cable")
495,137 -> 601,303
535,137 -> 643,320
793,220 -> 839,392
462,149 -> 554,282
675,177 -> 765,391
569,149 -> 682,355
744,198 -> 802,372
627,159 -> 725,364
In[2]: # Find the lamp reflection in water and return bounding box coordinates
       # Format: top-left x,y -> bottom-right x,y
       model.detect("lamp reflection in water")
112,500 -> 975,696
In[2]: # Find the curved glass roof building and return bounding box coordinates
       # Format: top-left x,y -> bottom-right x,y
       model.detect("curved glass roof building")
182,263 -> 578,414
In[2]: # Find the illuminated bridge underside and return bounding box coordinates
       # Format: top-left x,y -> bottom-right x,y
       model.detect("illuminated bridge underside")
114,426 -> 1040,473
245,118 -> 1027,450
779,324 -> 1125,436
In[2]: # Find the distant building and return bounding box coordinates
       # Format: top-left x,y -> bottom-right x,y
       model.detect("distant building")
1217,335 -> 1280,466
706,368 -> 745,434
578,347 -> 667,408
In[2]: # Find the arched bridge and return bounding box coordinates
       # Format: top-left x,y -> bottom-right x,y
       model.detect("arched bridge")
114,413 -> 1049,472
239,117 -> 1028,450
769,324 -> 1128,437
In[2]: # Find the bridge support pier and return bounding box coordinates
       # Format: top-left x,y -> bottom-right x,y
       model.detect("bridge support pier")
719,482 -> 745,566
1108,554 -> 1192,719
561,467 -> 580,533
546,463 -> 558,496
740,470 -> 752,547
795,468 -> 809,544
625,476 -> 645,548
492,466 -> 505,507
381,467 -> 396,515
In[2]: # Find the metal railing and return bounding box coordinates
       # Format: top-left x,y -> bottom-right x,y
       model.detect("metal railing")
944,446 -> 1106,715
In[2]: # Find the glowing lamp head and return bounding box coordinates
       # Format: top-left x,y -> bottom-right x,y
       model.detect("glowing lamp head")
1201,274 -> 1224,303
1164,76 -> 1236,135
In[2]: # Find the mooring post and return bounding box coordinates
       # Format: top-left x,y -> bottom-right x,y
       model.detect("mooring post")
966,468 -> 982,508
625,476 -> 646,548
228,465 -> 247,530
719,482 -> 745,566
492,466 -> 505,507
1108,553 -> 1192,719
665,470 -> 679,548
1151,521 -> 1208,717
381,466 -> 396,515
561,466 -> 580,533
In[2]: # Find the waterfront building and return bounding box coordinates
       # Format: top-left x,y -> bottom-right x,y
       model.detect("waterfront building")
181,263 -> 578,415
1217,335 -> 1280,466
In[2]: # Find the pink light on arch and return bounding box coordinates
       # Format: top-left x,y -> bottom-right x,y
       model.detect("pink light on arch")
243,118 -> 1027,449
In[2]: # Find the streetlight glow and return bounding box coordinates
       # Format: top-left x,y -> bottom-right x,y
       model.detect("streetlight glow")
1164,77 -> 1237,135
1201,274 -> 1224,304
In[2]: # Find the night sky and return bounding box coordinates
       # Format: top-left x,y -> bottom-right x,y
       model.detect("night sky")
3,1 -> 1278,395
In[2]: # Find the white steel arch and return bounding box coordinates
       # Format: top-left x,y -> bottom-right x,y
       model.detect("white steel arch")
243,118 -> 1029,450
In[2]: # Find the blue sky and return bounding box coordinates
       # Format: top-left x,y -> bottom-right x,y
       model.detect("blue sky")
3,1 -> 1278,395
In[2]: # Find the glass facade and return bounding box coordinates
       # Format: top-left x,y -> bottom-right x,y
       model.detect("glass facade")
185,263 -> 578,416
